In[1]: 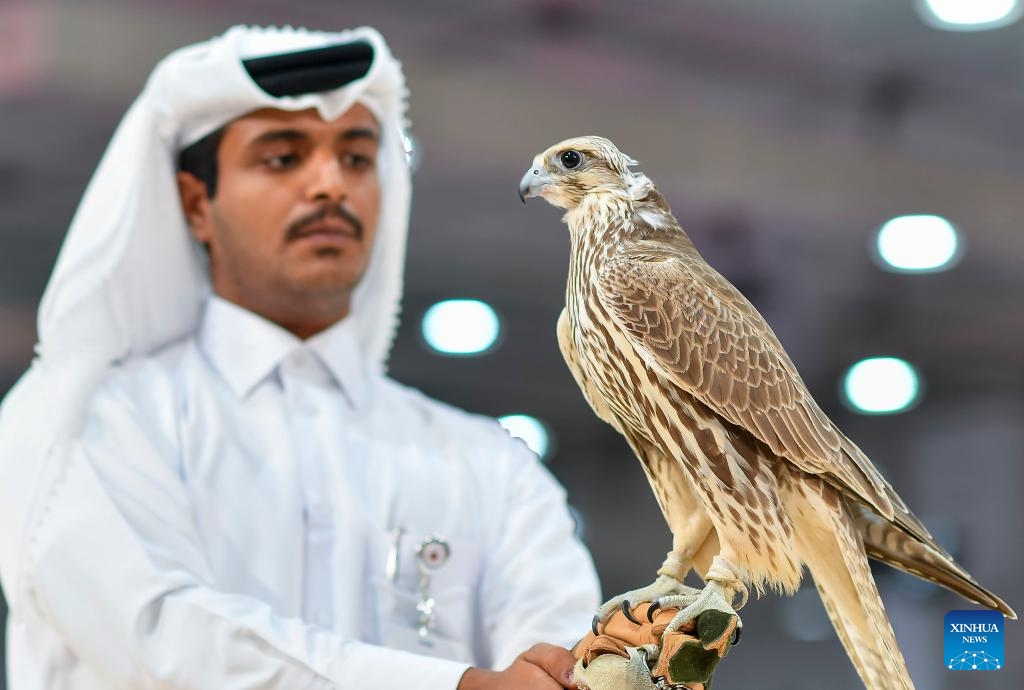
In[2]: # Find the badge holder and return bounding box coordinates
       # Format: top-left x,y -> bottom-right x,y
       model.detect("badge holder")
413,536 -> 450,646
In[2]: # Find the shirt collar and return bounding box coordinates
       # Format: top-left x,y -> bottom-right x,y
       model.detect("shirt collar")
305,307 -> 367,408
198,295 -> 367,407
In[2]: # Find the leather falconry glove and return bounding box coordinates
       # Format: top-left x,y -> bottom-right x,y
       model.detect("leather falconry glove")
571,602 -> 739,690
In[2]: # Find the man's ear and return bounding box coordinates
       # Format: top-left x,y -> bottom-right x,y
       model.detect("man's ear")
177,171 -> 213,243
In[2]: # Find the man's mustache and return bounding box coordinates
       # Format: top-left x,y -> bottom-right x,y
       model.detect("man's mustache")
286,205 -> 363,242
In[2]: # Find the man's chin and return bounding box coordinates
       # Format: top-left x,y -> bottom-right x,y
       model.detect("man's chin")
286,266 -> 362,299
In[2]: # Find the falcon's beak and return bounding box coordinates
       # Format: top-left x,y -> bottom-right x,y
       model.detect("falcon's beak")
518,167 -> 552,203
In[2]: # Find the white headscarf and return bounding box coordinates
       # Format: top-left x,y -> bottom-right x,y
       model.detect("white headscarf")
0,25 -> 411,605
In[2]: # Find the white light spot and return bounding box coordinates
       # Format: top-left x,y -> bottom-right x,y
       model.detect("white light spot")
875,215 -> 961,273
843,357 -> 922,415
568,505 -> 586,540
422,300 -> 501,355
917,0 -> 1021,30
498,414 -> 551,460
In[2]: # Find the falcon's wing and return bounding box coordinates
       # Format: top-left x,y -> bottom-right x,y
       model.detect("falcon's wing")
597,237 -> 899,521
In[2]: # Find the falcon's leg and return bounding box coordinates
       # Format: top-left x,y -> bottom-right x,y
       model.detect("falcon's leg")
654,554 -> 748,636
592,551 -> 701,634
592,435 -> 715,633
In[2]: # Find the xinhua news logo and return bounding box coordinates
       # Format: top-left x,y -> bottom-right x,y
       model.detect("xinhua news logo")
944,610 -> 1004,671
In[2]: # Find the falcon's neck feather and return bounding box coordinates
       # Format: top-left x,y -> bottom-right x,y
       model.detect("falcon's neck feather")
566,193 -> 630,241
566,171 -> 645,232
565,171 -> 683,253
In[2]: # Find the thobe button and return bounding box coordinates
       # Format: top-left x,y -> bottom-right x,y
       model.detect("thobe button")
307,497 -> 331,521
293,390 -> 317,417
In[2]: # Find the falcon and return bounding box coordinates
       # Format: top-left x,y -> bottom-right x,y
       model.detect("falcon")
518,136 -> 1015,690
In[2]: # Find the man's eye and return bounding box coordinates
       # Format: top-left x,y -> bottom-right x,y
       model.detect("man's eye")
264,153 -> 300,169
345,153 -> 375,170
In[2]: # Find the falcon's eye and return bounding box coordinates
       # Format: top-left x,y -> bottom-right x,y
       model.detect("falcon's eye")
559,150 -> 583,169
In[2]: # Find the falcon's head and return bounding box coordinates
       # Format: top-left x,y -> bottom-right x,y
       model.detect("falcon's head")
519,136 -> 640,209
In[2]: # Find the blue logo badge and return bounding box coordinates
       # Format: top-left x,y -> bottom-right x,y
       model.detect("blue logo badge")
944,610 -> 1004,671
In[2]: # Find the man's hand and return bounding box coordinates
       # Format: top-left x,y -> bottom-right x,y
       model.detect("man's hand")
457,643 -> 577,690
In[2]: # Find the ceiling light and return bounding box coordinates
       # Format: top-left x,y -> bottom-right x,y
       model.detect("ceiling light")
568,505 -> 586,540
843,357 -> 922,415
916,0 -> 1022,31
498,414 -> 551,460
875,214 -> 961,273
422,299 -> 501,355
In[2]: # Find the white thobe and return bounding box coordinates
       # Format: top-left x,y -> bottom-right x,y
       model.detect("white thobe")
5,296 -> 600,690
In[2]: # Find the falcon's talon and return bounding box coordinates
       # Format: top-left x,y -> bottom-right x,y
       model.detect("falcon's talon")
591,615 -> 601,637
731,623 -> 742,646
621,600 -> 641,625
592,574 -> 698,631
646,600 -> 661,623
662,580 -> 741,635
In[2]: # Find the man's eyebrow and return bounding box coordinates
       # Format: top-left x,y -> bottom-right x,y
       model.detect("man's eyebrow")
248,129 -> 310,147
245,126 -> 379,148
341,127 -> 379,142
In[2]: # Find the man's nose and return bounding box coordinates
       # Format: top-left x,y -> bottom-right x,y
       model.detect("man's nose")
306,153 -> 347,201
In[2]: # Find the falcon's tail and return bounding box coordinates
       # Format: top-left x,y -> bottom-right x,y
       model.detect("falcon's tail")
784,479 -> 914,690
854,505 -> 1016,619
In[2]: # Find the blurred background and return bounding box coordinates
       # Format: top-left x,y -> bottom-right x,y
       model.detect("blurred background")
1,1 -> 1022,688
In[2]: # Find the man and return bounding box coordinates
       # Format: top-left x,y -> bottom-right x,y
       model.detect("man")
0,25 -> 599,690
